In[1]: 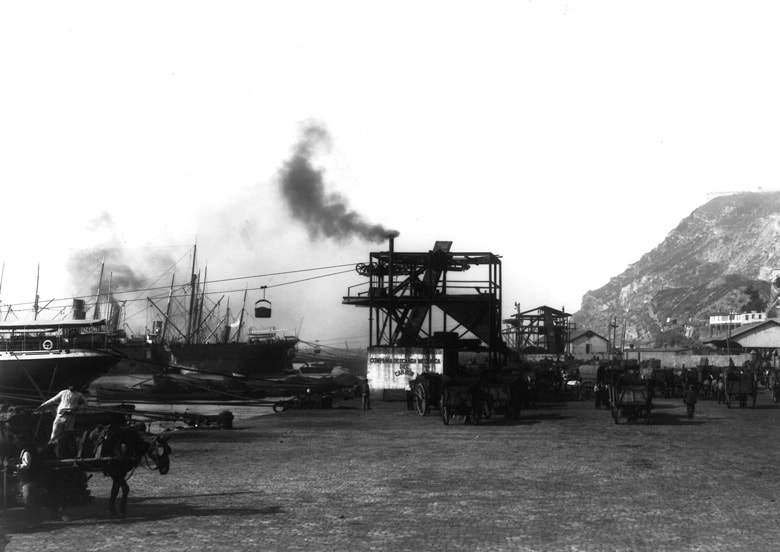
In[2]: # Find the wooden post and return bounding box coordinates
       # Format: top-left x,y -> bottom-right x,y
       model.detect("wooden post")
2,456 -> 7,510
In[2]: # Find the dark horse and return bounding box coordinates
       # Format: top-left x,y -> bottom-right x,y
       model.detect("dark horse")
87,423 -> 171,517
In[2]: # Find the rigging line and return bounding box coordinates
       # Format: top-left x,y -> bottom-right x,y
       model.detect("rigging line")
199,263 -> 358,286
139,268 -> 357,299
5,268 -> 359,312
7,262 -> 361,308
131,268 -> 356,301
263,269 -> 356,289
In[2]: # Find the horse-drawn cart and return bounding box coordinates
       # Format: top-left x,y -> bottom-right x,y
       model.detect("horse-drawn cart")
440,378 -> 482,425
1,406 -> 171,516
480,374 -> 525,420
411,370 -> 524,424
608,374 -> 652,424
410,372 -> 444,416
723,367 -> 758,408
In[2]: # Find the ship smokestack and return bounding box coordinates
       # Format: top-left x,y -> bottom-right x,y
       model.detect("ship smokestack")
72,299 -> 86,320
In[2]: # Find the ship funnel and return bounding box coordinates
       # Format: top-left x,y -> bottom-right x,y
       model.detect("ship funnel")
72,299 -> 86,320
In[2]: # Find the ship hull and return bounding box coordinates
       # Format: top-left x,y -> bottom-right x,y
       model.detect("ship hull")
169,340 -> 297,377
95,372 -> 268,403
113,338 -> 299,379
0,349 -> 120,401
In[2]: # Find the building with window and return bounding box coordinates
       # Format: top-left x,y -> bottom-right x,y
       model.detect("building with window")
708,312 -> 766,336
568,329 -> 609,359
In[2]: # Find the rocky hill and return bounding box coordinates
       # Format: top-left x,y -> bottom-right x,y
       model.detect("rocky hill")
571,191 -> 780,348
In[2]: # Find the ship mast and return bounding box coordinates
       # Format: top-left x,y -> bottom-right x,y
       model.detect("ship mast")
194,265 -> 207,344
185,243 -> 197,344
107,271 -> 113,332
235,286 -> 248,343
160,271 -> 176,343
222,297 -> 231,344
93,257 -> 105,320
33,264 -> 40,320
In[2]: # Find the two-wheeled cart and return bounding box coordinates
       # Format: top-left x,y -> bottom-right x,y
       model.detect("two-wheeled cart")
440,378 -> 482,425
723,368 -> 758,408
480,374 -> 524,421
608,374 -> 652,424
410,372 -> 444,416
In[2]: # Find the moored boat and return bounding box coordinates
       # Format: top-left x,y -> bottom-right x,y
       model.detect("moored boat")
0,319 -> 121,403
110,327 -> 299,380
94,372 -> 268,403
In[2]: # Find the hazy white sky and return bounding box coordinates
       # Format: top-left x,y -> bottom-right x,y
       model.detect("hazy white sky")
1,1 -> 778,347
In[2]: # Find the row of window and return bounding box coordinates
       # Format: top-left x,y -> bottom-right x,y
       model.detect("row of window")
708,312 -> 766,324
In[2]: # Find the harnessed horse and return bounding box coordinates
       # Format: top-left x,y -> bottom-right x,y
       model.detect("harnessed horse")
86,423 -> 171,517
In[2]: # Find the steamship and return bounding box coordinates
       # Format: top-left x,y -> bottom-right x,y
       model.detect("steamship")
0,318 -> 121,403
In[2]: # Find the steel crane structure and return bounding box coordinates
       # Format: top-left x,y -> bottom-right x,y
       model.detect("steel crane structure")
343,238 -> 505,375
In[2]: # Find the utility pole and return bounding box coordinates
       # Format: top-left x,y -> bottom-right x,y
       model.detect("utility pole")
609,315 -> 619,360
727,311 -> 733,358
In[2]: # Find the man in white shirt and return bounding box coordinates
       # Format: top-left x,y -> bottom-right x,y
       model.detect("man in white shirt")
35,384 -> 88,443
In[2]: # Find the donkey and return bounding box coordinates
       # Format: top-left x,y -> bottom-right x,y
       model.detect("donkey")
87,423 -> 171,517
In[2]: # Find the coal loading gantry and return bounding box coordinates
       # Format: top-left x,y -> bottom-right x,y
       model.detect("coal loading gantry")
343,238 -> 506,393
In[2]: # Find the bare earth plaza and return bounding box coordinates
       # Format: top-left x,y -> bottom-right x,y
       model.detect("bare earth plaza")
4,390 -> 780,552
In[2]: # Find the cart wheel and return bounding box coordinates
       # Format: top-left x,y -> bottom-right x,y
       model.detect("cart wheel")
442,404 -> 451,425
414,383 -> 428,416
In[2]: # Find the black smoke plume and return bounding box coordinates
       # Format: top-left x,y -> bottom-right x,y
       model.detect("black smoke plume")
279,121 -> 398,243
66,212 -> 176,328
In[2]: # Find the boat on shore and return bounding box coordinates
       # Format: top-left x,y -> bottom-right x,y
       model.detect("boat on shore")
0,319 -> 121,403
94,372 -> 269,403
110,326 -> 299,380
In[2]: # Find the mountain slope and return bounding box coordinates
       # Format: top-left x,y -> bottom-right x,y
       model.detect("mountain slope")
571,191 -> 780,347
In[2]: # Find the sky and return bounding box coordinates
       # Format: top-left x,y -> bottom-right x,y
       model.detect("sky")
1,1 -> 779,349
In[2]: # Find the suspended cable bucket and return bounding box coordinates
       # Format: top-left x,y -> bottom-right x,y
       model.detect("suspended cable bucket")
255,286 -> 272,318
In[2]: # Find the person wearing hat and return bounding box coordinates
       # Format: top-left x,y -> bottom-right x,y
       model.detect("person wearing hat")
683,384 -> 697,420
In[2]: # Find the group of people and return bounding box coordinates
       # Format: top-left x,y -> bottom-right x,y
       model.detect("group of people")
698,374 -> 727,403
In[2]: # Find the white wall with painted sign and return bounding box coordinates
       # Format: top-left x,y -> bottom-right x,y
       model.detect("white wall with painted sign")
367,346 -> 444,392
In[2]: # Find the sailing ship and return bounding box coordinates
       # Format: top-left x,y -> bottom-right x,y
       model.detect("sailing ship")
92,246 -> 299,392
0,318 -> 121,403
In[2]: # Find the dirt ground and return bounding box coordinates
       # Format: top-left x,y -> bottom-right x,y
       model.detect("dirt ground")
4,390 -> 780,552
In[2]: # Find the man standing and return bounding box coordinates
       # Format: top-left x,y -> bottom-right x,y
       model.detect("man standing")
361,379 -> 371,411
683,384 -> 697,419
35,383 -> 87,448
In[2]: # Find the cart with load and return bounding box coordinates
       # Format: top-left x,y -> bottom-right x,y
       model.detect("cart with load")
608,373 -> 652,424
